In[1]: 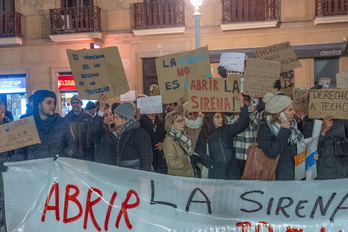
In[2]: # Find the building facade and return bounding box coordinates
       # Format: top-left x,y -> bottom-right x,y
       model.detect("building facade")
0,0 -> 347,117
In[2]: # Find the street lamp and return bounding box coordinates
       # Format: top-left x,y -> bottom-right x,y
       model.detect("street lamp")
190,0 -> 203,49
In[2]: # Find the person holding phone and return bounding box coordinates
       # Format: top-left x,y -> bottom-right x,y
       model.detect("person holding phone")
257,93 -> 305,180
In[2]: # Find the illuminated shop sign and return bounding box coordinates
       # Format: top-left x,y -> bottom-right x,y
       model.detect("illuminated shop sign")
0,74 -> 26,93
58,75 -> 77,91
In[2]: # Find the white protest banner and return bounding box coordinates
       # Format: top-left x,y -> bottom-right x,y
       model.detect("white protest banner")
308,89 -> 348,119
187,75 -> 240,112
67,46 -> 129,99
137,95 -> 163,114
243,58 -> 280,97
0,116 -> 40,153
255,41 -> 302,72
336,73 -> 348,89
219,52 -> 245,72
305,119 -> 322,180
4,157 -> 348,232
293,88 -> 310,112
155,47 -> 212,103
120,90 -> 136,102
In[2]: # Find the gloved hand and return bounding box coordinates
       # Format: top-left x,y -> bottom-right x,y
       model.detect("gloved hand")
189,153 -> 200,166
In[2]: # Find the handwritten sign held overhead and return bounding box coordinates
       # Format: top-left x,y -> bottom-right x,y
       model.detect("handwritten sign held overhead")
255,41 -> 302,72
155,47 -> 212,104
308,89 -> 348,119
187,75 -> 240,112
336,73 -> 348,89
243,58 -> 280,98
66,46 -> 129,100
0,116 -> 41,153
137,96 -> 163,114
219,52 -> 245,72
293,88 -> 310,112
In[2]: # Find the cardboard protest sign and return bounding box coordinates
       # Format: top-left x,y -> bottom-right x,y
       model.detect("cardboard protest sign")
155,47 -> 212,103
0,116 -> 40,153
279,70 -> 295,96
137,95 -> 163,114
255,41 -> 302,72
243,58 -> 280,97
308,89 -> 348,119
319,78 -> 331,87
293,88 -> 310,112
219,52 -> 245,72
66,46 -> 129,99
336,73 -> 348,89
187,75 -> 240,112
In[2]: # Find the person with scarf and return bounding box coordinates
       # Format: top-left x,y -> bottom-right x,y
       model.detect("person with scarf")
258,93 -> 305,180
196,93 -> 249,180
163,111 -> 200,177
113,102 -> 153,171
11,90 -> 77,161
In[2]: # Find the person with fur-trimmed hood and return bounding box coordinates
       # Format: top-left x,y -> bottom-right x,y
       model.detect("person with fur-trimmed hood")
11,90 -> 77,161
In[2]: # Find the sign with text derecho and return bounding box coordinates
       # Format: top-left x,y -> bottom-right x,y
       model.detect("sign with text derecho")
4,157 -> 348,232
66,47 -> 129,99
243,58 -> 280,97
0,116 -> 40,153
255,41 -> 302,72
308,89 -> 348,119
187,75 -> 240,112
293,88 -> 310,112
155,47 -> 212,103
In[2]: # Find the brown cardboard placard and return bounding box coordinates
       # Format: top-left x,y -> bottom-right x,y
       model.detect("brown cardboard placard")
243,58 -> 280,98
0,116 -> 41,153
336,73 -> 348,89
293,88 -> 310,112
255,41 -> 302,72
155,47 -> 212,104
187,75 -> 240,112
66,46 -> 129,99
308,89 -> 348,119
279,70 -> 295,96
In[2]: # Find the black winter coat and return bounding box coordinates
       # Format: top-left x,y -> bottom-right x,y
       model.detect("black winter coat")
88,115 -> 118,165
12,114 -> 77,161
257,121 -> 295,180
117,121 -> 153,171
196,107 -> 249,180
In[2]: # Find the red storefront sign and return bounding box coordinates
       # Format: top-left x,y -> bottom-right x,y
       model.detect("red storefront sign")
58,75 -> 76,91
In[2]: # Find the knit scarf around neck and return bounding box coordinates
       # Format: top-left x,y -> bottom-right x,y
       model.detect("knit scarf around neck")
115,119 -> 135,135
266,116 -> 305,148
184,116 -> 203,129
167,128 -> 193,155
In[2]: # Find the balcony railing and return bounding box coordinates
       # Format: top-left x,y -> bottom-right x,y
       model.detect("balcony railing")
222,0 -> 279,23
50,6 -> 101,34
316,0 -> 348,16
0,11 -> 22,37
130,0 -> 185,29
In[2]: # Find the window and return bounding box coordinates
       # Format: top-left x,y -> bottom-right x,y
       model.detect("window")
61,0 -> 93,8
314,58 -> 339,87
0,0 -> 14,13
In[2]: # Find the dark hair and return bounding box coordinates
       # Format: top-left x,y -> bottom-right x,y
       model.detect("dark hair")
111,102 -> 121,113
102,104 -> 115,132
202,112 -> 227,140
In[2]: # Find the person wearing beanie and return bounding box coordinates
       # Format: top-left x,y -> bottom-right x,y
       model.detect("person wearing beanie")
11,90 -> 77,161
85,101 -> 97,117
64,95 -> 94,161
113,102 -> 153,171
257,92 -> 305,180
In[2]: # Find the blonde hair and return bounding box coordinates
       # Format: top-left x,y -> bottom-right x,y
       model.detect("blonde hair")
164,111 -> 183,131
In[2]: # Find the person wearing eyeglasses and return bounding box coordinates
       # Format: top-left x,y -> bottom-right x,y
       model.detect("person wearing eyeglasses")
163,111 -> 200,177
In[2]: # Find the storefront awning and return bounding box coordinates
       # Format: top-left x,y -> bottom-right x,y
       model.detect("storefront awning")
209,42 -> 348,63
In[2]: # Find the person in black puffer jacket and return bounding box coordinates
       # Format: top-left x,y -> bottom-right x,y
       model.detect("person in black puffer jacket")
113,102 -> 153,171
11,90 -> 77,161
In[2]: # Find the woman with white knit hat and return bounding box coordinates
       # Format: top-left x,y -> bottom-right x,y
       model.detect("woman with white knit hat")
257,93 -> 305,180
